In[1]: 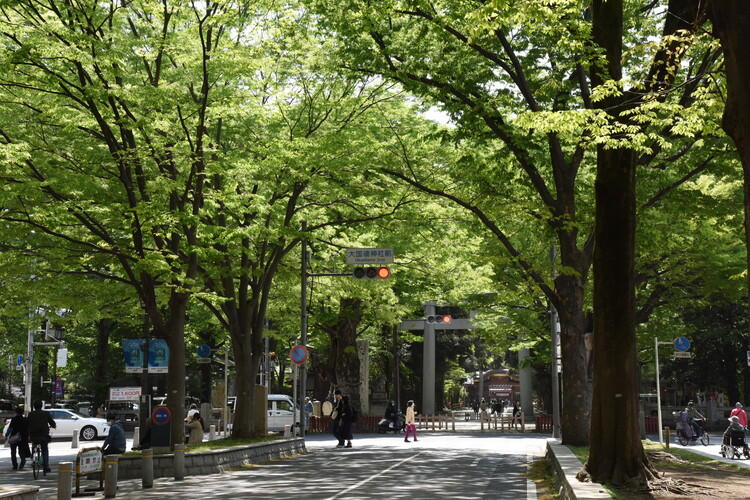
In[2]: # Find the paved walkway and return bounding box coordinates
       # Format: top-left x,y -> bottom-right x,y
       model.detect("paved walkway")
2,432 -> 548,499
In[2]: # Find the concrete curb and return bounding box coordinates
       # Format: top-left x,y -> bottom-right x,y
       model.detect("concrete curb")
0,486 -> 39,500
115,438 -> 306,480
546,439 -> 612,500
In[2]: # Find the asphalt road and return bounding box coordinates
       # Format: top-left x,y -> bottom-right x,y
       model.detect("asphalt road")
1,432 -> 546,499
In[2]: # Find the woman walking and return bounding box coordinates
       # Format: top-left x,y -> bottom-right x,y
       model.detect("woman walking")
404,400 -> 418,443
187,412 -> 205,445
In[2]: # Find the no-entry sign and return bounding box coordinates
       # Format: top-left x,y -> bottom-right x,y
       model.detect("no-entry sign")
289,345 -> 308,365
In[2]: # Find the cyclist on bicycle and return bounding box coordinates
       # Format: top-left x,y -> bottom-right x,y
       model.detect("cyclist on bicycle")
27,400 -> 56,473
687,401 -> 705,438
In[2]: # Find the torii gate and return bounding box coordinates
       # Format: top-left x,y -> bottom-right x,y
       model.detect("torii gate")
398,301 -> 533,416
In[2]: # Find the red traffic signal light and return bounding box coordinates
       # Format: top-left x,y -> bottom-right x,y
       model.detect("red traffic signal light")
353,266 -> 391,279
426,315 -> 452,324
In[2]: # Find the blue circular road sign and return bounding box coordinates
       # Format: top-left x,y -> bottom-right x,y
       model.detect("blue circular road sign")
674,336 -> 691,352
197,344 -> 211,358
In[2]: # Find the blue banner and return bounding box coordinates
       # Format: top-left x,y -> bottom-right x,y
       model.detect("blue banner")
148,339 -> 169,373
123,339 -> 145,373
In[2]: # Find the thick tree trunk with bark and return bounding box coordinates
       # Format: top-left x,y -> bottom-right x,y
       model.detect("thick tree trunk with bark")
588,146 -> 651,485
557,285 -> 591,445
329,298 -> 363,411
586,0 -> 652,486
162,294 -> 189,447
708,1 -> 750,353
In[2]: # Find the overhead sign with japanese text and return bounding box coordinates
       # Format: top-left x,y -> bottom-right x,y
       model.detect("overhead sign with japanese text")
345,248 -> 394,265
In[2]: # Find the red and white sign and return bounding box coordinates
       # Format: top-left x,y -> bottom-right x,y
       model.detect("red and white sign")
289,345 -> 309,365
109,387 -> 142,401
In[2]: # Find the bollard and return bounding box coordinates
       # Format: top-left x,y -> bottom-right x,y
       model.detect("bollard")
664,427 -> 670,449
142,448 -> 154,489
431,415 -> 436,431
132,427 -> 140,450
57,461 -> 73,500
283,425 -> 291,437
71,429 -> 79,449
174,443 -> 185,481
521,411 -> 525,432
103,455 -> 119,498
480,412 -> 485,431
452,415 -> 456,432
209,424 -> 216,441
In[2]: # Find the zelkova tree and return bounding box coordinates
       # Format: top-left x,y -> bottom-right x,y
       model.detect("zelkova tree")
586,0 -> 707,486
309,0 -> 718,445
707,3 -> 750,358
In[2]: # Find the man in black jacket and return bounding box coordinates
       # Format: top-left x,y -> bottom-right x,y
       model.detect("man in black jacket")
27,400 -> 56,473
102,413 -> 126,455
4,407 -> 30,470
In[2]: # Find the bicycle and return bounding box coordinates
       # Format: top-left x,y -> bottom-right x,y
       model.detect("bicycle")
31,442 -> 45,479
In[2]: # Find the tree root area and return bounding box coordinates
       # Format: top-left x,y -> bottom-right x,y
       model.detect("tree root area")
604,450 -> 749,498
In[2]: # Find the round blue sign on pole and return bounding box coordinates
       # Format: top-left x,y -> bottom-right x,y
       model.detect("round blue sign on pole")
152,406 -> 172,425
674,336 -> 691,352
197,344 -> 211,358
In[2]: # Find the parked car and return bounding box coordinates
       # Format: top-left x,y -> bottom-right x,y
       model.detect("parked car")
44,408 -> 110,441
106,401 -> 140,430
0,399 -> 16,421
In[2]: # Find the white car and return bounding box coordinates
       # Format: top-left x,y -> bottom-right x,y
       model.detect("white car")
267,394 -> 298,433
45,408 -> 110,441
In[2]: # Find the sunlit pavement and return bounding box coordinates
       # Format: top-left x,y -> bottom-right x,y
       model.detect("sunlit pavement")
1,432 -> 547,499
652,434 -> 750,469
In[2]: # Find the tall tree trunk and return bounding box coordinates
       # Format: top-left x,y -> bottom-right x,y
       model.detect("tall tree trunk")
557,277 -> 591,445
708,1 -> 750,385
163,294 -> 189,448
93,319 -> 113,408
586,0 -> 652,485
330,298 -> 363,411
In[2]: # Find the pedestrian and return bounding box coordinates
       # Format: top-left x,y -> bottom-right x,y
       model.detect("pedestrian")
187,412 -> 205,445
731,402 -> 748,428
102,413 -> 126,455
331,389 -> 344,448
96,404 -> 106,418
472,400 -> 479,420
404,400 -> 418,443
479,398 -> 488,420
304,397 -> 313,431
512,402 -> 521,429
339,395 -> 355,448
4,407 -> 30,470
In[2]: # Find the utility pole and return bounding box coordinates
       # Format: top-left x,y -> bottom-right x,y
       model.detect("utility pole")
139,306 -> 151,431
300,222 -> 308,436
550,245 -> 562,439
422,301 -> 436,415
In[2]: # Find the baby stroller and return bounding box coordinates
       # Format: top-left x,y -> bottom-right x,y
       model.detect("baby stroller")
720,428 -> 750,460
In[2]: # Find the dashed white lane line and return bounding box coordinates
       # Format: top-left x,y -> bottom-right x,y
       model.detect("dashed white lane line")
324,452 -> 423,500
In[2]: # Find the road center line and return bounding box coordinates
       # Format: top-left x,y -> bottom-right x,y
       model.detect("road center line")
325,452 -> 423,500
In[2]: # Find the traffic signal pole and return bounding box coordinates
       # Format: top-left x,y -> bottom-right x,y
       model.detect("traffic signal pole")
423,301 -> 436,415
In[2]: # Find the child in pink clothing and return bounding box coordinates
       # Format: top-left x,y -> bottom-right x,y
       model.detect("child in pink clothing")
404,400 -> 417,442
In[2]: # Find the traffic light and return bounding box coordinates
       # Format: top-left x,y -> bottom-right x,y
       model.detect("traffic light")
352,266 -> 391,279
426,315 -> 452,324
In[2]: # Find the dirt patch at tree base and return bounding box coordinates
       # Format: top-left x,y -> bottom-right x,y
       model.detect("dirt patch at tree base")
611,450 -> 750,499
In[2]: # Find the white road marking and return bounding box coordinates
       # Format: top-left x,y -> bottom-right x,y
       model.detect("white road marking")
325,452 -> 423,500
472,457 -> 481,466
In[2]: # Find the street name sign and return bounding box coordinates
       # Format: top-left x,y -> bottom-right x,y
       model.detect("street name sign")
345,248 -> 394,265
673,351 -> 692,359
